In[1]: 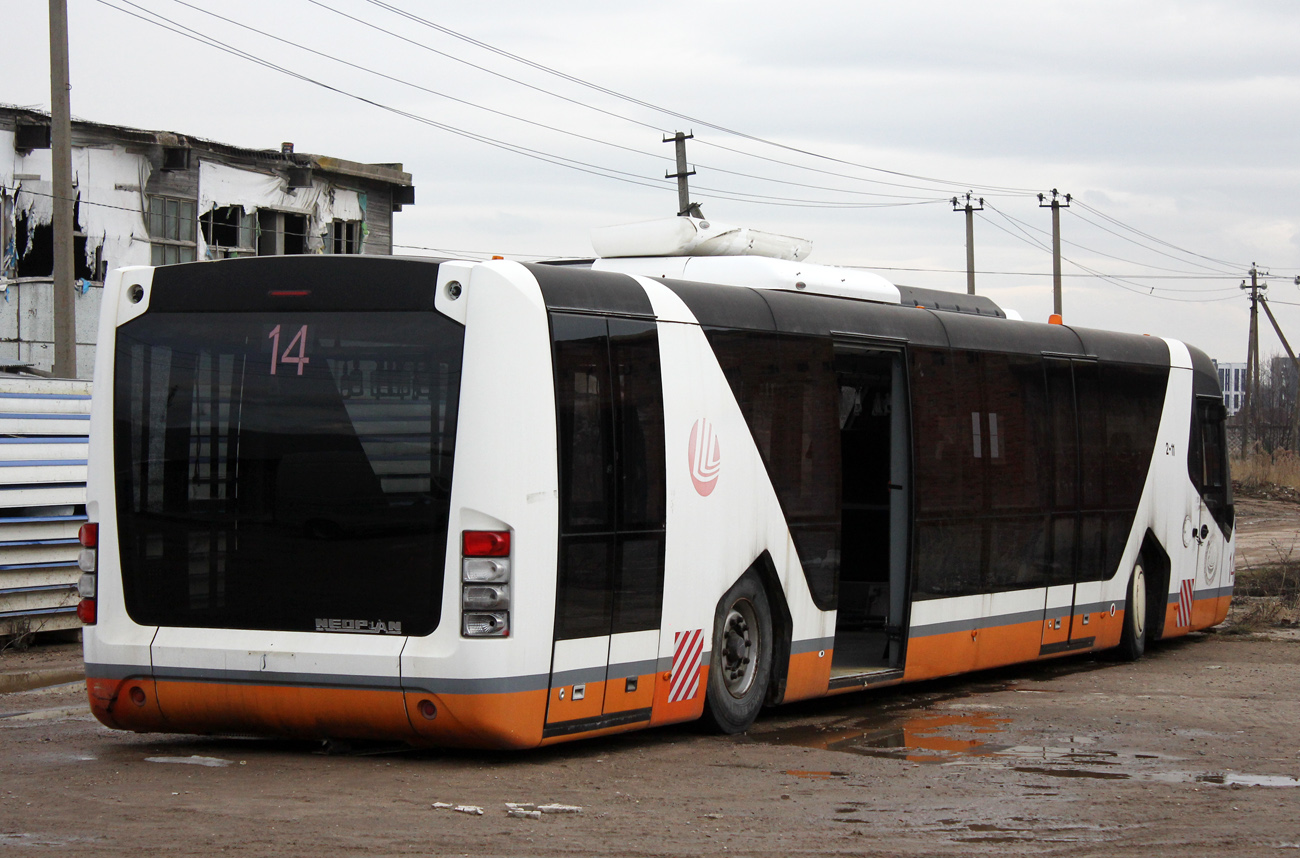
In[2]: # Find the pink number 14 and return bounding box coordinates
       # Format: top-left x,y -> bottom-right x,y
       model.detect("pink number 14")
268,324 -> 310,376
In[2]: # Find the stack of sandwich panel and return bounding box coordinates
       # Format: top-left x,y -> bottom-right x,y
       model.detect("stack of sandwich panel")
0,375 -> 91,638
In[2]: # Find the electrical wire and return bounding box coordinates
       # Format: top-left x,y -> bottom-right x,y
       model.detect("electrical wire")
106,1 -> 953,210
358,0 -> 1042,195
973,212 -> 1239,303
305,0 -> 1012,199
1065,205 -> 1241,277
986,201 -> 1244,281
1072,198 -> 1248,271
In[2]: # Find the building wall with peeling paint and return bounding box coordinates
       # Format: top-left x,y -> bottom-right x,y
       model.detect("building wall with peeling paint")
0,106 -> 415,379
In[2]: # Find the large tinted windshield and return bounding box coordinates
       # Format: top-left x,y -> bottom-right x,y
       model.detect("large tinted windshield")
114,310 -> 463,635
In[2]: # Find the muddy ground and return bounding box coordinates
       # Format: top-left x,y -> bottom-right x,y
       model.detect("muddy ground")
1,498 -> 1297,857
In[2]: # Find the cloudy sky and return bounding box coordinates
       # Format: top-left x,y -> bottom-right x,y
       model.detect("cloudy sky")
9,0 -> 1300,362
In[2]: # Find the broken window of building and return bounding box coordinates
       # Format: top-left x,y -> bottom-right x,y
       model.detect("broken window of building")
9,189 -> 101,280
327,219 -> 362,254
148,194 -> 197,266
200,206 -> 256,259
256,210 -> 308,256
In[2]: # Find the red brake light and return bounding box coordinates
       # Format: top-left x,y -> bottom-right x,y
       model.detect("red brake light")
463,530 -> 510,557
79,523 -> 98,548
77,598 -> 97,625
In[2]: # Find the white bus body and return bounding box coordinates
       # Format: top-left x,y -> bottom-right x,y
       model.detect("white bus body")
80,256 -> 1234,748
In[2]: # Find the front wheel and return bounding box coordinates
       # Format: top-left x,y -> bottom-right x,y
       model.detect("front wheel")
700,574 -> 773,734
1116,558 -> 1148,661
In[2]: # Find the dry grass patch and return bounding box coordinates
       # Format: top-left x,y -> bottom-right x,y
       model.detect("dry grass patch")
1232,448 -> 1300,493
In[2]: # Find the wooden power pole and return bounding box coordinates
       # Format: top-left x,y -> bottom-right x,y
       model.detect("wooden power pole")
49,0 -> 76,378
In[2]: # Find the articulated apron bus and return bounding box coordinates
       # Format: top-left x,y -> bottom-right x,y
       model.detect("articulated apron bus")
77,253 -> 1234,748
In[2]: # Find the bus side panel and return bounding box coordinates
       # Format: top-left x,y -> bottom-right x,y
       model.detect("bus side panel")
637,279 -> 834,721
84,267 -> 160,728
400,260 -> 560,750
904,590 -> 1044,682
1144,344 -> 1202,640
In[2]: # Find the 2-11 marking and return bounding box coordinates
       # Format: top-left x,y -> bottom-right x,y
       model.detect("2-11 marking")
268,324 -> 310,375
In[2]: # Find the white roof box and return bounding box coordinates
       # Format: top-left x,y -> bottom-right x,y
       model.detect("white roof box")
591,216 -> 812,262
592,255 -> 901,304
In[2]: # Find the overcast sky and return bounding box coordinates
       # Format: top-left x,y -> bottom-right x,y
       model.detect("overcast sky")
9,0 -> 1300,362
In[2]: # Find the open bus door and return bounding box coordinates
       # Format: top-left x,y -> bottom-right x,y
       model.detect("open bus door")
830,345 -> 909,677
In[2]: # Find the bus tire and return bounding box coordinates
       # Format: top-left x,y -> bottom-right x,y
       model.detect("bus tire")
1116,557 -> 1148,661
700,573 -> 774,734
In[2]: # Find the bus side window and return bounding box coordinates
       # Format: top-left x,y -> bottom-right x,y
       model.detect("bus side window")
705,329 -> 840,609
1189,396 -> 1234,536
911,347 -> 984,599
551,313 -> 667,641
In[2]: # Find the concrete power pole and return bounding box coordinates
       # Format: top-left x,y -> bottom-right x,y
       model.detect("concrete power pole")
1240,266 -> 1263,450
952,193 -> 984,295
1038,189 -> 1070,318
49,0 -> 76,378
664,131 -> 702,218
1257,296 -> 1300,449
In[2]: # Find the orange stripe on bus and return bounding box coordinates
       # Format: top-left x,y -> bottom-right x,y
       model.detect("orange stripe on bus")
781,649 -> 831,703
904,618 -> 1043,682
405,689 -> 548,749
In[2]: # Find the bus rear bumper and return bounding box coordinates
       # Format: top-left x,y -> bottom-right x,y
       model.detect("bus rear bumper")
83,670 -> 552,749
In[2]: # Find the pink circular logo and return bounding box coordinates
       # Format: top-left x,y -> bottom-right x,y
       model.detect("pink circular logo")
688,418 -> 721,497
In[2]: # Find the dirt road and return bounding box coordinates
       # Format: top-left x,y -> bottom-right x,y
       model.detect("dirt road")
0,633 -> 1297,856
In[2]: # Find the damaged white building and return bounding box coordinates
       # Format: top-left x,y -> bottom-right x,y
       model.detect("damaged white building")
0,105 -> 415,378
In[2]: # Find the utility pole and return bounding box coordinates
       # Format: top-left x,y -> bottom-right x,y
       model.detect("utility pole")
49,0 -> 76,378
1240,266 -> 1263,450
952,193 -> 983,295
1038,189 -> 1070,318
664,131 -> 703,218
1257,295 -> 1300,449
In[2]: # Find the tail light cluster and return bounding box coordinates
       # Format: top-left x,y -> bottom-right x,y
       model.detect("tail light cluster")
76,522 -> 98,625
461,530 -> 510,637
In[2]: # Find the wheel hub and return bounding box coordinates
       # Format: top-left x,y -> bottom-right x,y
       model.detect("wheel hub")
721,600 -> 758,698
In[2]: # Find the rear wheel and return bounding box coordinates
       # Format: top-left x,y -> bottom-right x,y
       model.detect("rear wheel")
701,574 -> 773,734
1116,558 -> 1148,661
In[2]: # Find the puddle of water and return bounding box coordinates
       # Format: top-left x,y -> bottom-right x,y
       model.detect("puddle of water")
1197,772 -> 1300,788
763,711 -> 1014,763
145,755 -> 235,768
1013,765 -> 1130,780
0,706 -> 89,722
786,770 -> 850,780
0,667 -> 85,694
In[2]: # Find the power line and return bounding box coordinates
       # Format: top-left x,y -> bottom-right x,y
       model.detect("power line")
357,0 -> 1042,196
987,201 -> 1242,280
1071,198 -> 1247,272
104,1 -> 941,210
168,0 -> 956,205
843,264 -> 1242,279
302,0 -> 1011,199
982,205 -> 1240,294
973,211 -> 1238,302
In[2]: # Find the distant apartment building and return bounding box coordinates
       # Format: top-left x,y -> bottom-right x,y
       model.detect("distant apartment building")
1214,361 -> 1246,416
0,105 -> 415,379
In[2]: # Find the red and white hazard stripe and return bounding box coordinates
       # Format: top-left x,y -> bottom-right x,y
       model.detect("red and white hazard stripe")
669,628 -> 704,704
1176,578 -> 1195,628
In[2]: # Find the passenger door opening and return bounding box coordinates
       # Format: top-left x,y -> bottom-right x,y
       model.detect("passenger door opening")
832,347 -> 908,674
